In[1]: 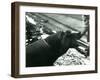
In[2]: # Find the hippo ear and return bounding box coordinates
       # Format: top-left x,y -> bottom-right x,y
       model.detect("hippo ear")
65,30 -> 71,36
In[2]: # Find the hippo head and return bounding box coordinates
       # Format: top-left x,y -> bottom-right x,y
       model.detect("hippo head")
59,30 -> 81,54
45,30 -> 81,56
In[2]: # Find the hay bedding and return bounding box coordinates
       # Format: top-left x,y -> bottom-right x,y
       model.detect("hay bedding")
54,48 -> 90,66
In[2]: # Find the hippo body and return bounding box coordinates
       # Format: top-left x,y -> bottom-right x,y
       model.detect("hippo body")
26,31 -> 81,67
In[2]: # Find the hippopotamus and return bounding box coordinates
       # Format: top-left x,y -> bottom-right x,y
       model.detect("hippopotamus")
26,31 -> 81,67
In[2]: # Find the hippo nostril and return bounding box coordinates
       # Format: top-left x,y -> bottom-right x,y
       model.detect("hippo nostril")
77,32 -> 82,39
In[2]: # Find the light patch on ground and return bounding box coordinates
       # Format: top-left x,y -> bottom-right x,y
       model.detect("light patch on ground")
54,48 -> 90,66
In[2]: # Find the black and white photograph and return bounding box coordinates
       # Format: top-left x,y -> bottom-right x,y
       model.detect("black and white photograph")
11,2 -> 97,78
26,12 -> 90,67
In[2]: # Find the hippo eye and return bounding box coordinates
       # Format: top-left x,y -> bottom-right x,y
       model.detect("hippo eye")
77,32 -> 81,39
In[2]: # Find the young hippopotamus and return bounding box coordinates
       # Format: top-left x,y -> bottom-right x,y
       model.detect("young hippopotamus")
26,31 -> 81,67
